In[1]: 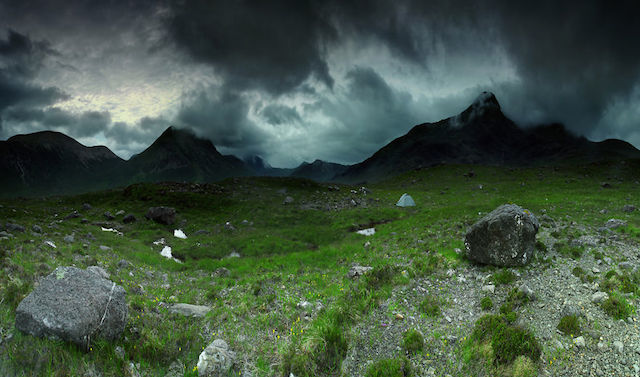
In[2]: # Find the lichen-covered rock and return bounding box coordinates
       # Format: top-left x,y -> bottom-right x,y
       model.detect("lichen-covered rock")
197,339 -> 235,377
15,266 -> 127,347
464,204 -> 539,267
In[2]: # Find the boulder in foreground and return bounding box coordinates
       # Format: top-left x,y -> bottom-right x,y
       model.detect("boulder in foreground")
15,266 -> 127,347
145,206 -> 176,225
197,339 -> 236,376
464,204 -> 539,266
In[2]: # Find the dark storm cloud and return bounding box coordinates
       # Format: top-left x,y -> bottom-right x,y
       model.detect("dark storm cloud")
167,0 -> 335,95
3,106 -> 111,138
176,88 -> 269,156
260,104 -> 302,126
305,67 -> 420,163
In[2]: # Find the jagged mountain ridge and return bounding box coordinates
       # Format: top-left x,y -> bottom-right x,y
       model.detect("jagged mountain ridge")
336,92 -> 640,183
2,92 -> 639,196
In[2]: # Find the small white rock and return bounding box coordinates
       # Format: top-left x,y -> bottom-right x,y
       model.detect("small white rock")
573,336 -> 585,348
173,229 -> 187,239
613,340 -> 624,354
482,284 -> 495,294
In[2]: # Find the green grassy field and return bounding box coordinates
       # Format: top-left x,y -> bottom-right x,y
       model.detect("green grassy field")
1,161 -> 639,376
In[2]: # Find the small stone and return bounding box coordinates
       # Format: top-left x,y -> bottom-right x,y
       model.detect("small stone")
518,284 -> 535,300
117,259 -> 131,269
82,203 -> 92,211
115,346 -> 125,360
104,211 -> 115,220
619,262 -> 633,270
197,339 -> 235,377
573,336 -> 586,348
214,267 -> 231,277
613,340 -> 624,354
169,303 -> 211,318
597,341 -> 606,351
482,284 -> 495,294
591,292 -> 609,304
115,210 -> 125,216
283,196 -> 294,205
122,214 -> 136,224
347,265 -> 373,278
622,204 -> 636,213
445,315 -> 452,323
395,313 -> 404,320
64,235 -> 74,243
99,245 -> 112,251
32,224 -> 43,233
592,267 -> 600,274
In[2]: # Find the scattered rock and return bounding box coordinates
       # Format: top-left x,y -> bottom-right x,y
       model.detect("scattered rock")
194,229 -> 211,236
481,284 -> 495,294
619,261 -> 633,270
0,231 -> 13,239
64,234 -> 75,243
64,211 -> 80,220
573,336 -> 586,348
99,245 -> 111,251
5,222 -> 25,233
613,340 -> 624,354
104,211 -> 115,221
601,182 -> 612,189
115,210 -> 125,216
82,203 -> 92,211
214,267 -> 231,277
169,303 -> 211,318
15,266 -> 127,347
122,214 -> 136,224
591,292 -> 609,304
197,339 -> 236,377
145,207 -> 176,225
87,266 -> 110,280
518,284 -> 535,300
283,196 -> 294,205
604,219 -> 627,229
227,251 -> 240,258
174,229 -> 187,239
348,265 -> 373,278
622,204 -> 636,213
464,204 -> 539,266
32,224 -> 42,233
44,240 -> 56,248
117,260 -> 131,269
224,222 -> 235,231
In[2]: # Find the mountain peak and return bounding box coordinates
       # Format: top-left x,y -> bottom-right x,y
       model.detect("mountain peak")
448,91 -> 503,128
471,91 -> 500,111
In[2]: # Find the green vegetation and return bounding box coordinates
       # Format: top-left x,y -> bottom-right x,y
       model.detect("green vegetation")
553,241 -> 583,259
402,330 -> 424,355
557,315 -> 581,336
365,356 -> 413,377
1,162 -> 639,376
419,294 -> 442,317
601,292 -> 634,320
480,296 -> 493,311
493,269 -> 516,285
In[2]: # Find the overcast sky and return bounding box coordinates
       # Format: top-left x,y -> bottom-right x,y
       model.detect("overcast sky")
1,0 -> 639,167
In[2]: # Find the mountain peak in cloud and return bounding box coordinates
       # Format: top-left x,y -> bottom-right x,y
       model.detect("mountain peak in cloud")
470,91 -> 500,111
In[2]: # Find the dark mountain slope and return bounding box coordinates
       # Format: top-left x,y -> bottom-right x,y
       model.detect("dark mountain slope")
126,126 -> 251,183
0,131 -> 125,196
337,92 -> 640,183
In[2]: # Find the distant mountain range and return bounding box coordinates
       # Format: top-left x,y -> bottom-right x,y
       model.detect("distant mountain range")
1,92 -> 639,197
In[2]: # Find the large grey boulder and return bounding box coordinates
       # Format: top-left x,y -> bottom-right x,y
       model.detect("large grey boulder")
464,204 -> 539,266
15,266 -> 127,347
197,339 -> 236,377
145,207 -> 176,225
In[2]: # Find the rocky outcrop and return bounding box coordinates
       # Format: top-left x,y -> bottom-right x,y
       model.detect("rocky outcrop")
464,204 -> 539,266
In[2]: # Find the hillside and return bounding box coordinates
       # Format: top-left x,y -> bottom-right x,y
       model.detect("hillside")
1,162 -> 639,376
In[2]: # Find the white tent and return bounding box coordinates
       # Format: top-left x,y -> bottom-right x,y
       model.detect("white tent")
396,193 -> 416,207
